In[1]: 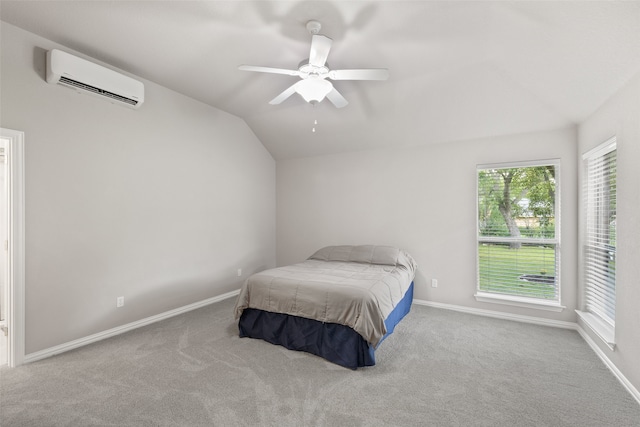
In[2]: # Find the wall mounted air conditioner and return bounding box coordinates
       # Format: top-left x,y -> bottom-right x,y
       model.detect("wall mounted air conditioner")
46,49 -> 144,109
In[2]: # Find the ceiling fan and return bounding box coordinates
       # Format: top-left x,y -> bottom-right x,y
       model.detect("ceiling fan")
239,20 -> 388,108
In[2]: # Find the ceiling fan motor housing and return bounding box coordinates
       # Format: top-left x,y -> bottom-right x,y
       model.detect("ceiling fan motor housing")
298,60 -> 329,77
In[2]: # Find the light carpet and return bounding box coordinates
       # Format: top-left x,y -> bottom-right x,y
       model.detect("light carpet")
1,297 -> 639,426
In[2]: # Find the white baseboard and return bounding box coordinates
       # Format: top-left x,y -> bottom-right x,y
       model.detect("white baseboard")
576,325 -> 640,406
413,298 -> 640,406
412,298 -> 577,330
24,289 -> 240,364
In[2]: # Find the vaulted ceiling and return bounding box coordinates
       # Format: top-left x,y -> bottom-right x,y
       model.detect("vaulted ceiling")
1,1 -> 639,159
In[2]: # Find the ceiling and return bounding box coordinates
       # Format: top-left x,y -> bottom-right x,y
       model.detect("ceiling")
1,1 -> 639,159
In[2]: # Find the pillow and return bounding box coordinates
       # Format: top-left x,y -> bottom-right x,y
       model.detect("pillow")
309,245 -> 416,271
309,245 -> 354,262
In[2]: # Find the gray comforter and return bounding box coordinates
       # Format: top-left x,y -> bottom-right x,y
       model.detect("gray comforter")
234,245 -> 417,346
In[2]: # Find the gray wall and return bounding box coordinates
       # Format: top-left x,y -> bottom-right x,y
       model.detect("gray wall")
578,72 -> 640,394
277,127 -> 578,322
0,23 -> 276,354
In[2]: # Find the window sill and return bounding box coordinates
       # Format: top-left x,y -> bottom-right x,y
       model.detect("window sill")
474,292 -> 566,312
576,310 -> 616,351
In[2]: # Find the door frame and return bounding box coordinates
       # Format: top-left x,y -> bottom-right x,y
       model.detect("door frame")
0,128 -> 25,367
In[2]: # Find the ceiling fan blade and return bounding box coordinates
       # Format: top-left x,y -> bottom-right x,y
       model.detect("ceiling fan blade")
328,69 -> 389,81
269,83 -> 298,105
239,65 -> 301,77
309,34 -> 332,67
325,87 -> 348,108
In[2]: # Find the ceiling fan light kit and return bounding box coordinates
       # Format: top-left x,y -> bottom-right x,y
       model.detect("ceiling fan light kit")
295,79 -> 333,103
239,20 -> 388,108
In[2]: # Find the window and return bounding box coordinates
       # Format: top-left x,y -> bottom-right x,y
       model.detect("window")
578,137 -> 616,346
476,160 -> 562,311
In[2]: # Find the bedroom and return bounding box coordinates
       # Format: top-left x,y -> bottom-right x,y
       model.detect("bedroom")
0,1 -> 639,424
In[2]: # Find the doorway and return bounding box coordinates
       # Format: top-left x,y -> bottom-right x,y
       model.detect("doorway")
0,140 -> 6,366
0,128 -> 25,368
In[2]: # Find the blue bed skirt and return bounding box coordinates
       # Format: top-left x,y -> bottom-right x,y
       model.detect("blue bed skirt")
238,282 -> 414,369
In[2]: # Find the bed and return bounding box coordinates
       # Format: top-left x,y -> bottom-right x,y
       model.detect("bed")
233,245 -> 417,369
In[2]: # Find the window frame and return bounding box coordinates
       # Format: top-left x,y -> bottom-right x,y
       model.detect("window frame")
474,159 -> 564,312
577,137 -> 617,349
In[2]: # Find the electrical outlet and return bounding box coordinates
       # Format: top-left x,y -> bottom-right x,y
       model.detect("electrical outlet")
116,296 -> 124,308
431,279 -> 438,288
237,268 -> 242,277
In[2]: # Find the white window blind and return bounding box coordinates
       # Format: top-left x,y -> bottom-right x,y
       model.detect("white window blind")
583,138 -> 617,326
477,161 -> 560,302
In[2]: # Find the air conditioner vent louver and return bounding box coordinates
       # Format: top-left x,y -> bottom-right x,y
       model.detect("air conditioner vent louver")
46,49 -> 144,109
59,76 -> 139,106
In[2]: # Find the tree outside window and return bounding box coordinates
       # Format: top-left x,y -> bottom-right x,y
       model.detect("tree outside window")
477,162 -> 560,301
